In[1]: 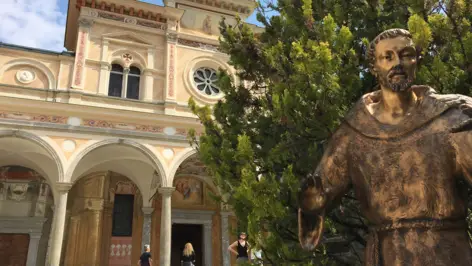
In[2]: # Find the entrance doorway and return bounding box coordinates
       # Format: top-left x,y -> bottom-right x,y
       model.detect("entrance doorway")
171,224 -> 203,266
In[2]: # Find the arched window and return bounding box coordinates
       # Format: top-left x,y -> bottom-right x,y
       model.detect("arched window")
126,66 -> 140,100
108,64 -> 124,97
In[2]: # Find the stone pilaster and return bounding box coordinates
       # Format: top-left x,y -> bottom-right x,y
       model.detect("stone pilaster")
204,222 -> 213,266
26,232 -> 42,266
141,207 -> 154,248
164,18 -> 178,114
48,182 -> 71,266
71,18 -> 93,90
158,187 -> 175,266
221,212 -> 231,266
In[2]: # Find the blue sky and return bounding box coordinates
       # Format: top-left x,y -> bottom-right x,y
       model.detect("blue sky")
0,0 -> 263,52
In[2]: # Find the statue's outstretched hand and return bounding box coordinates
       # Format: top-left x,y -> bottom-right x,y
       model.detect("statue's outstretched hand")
298,173 -> 327,251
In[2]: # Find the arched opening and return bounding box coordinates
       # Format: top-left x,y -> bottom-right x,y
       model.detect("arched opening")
0,165 -> 54,266
0,132 -> 62,266
126,66 -> 140,100
108,64 -> 124,97
64,171 -> 143,266
165,154 -> 221,266
64,141 -> 164,266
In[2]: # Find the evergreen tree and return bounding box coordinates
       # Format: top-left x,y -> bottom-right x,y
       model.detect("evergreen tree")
189,0 -> 472,265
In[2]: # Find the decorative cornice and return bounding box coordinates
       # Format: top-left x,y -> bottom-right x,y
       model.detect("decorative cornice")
79,2 -> 168,23
177,38 -> 219,52
80,7 -> 167,32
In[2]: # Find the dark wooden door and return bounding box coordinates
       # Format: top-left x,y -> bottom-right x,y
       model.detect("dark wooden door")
0,234 -> 29,266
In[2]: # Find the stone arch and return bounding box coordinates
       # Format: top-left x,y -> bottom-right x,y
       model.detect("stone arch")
0,58 -> 57,89
168,147 -> 198,185
66,138 -> 167,189
0,130 -> 65,201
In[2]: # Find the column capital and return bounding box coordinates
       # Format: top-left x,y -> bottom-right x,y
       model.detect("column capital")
55,182 -> 72,193
29,232 -> 42,239
78,17 -> 94,29
158,187 -> 175,196
166,32 -> 178,44
220,211 -> 233,218
142,207 -> 154,215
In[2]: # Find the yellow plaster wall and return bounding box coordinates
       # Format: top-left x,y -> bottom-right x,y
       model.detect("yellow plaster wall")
83,66 -> 100,93
153,78 -> 165,101
0,52 -> 68,90
87,38 -> 102,61
59,62 -> 73,89
174,46 -> 229,104
47,136 -> 91,160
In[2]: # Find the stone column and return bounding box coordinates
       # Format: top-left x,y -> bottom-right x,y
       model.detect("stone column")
122,67 -> 130,98
26,232 -> 42,266
204,223 -> 213,266
142,70 -> 154,101
48,183 -> 71,266
221,212 -> 231,266
141,207 -> 154,248
158,187 -> 174,266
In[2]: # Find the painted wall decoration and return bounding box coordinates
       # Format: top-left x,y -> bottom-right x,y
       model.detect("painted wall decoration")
172,177 -> 203,205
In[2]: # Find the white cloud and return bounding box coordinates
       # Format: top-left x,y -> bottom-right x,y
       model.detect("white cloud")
0,0 -> 66,52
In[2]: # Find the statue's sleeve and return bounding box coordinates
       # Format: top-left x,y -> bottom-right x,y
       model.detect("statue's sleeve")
450,99 -> 472,185
298,124 -> 351,250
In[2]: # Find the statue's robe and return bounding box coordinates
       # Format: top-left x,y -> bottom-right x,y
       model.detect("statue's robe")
300,86 -> 472,266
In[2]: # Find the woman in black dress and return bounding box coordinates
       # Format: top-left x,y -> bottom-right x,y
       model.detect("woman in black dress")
228,232 -> 251,264
181,242 -> 196,266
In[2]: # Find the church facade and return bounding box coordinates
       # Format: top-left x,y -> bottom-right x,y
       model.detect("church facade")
0,0 -> 258,265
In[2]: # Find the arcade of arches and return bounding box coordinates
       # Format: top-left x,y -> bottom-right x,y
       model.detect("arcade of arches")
0,133 -> 238,266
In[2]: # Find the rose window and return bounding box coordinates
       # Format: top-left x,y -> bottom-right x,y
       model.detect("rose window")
193,67 -> 220,96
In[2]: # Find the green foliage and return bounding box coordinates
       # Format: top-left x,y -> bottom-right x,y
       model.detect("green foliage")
189,0 -> 472,265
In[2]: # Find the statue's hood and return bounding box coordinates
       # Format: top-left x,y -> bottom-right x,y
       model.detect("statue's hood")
344,86 -> 461,139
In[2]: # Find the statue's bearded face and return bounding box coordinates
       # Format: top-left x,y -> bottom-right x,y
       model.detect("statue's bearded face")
373,37 -> 418,92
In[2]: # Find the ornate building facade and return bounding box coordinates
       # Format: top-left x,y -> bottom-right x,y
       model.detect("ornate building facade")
0,0 -> 258,265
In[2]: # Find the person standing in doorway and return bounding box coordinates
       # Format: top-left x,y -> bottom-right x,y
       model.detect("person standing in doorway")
181,242 -> 196,266
228,232 -> 251,264
138,244 -> 152,266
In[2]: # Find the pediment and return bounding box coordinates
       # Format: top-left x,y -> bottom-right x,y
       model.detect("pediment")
102,32 -> 153,45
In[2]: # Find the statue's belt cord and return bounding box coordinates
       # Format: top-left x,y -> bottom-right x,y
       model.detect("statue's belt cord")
368,219 -> 467,266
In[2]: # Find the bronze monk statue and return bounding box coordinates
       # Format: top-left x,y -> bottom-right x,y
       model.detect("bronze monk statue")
298,28 -> 472,266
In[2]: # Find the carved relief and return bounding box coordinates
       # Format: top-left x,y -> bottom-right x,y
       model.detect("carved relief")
124,17 -> 137,25
202,15 -> 212,34
15,69 -> 36,84
122,53 -> 133,64
8,183 -> 29,201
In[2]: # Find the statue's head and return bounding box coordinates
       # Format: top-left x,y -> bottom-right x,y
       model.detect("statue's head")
368,29 -> 419,92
